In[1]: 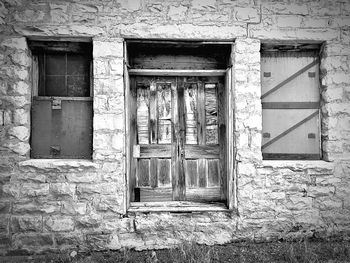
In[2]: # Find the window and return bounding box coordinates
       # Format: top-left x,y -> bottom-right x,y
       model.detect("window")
29,40 -> 93,159
125,41 -> 234,210
261,44 -> 321,160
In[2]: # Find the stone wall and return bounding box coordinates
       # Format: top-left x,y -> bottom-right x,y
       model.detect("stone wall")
0,0 -> 349,254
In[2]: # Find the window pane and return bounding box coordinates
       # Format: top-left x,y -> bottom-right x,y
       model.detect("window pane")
67,76 -> 90,97
45,76 -> 67,96
46,53 -> 66,75
67,54 -> 90,75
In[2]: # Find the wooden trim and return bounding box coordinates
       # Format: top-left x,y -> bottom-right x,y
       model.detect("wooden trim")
128,69 -> 226,76
184,145 -> 220,158
262,102 -> 320,109
27,36 -> 92,42
28,41 -> 92,53
124,40 -> 131,210
262,110 -> 319,150
263,153 -> 321,160
261,59 -> 319,100
128,201 -> 229,212
33,96 -> 93,101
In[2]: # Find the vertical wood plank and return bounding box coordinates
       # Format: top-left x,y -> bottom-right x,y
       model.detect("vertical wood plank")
137,85 -> 149,144
218,80 -> 227,200
60,101 -> 92,158
185,160 -> 198,187
158,159 -> 171,186
208,159 -> 219,187
125,43 -> 134,206
205,83 -> 218,144
227,52 -> 235,209
171,79 -> 179,200
149,82 -> 157,144
177,80 -> 186,200
137,159 -> 150,187
150,158 -> 158,188
198,158 -> 207,188
31,100 -> 52,157
158,83 -> 172,144
184,83 -> 198,144
38,53 -> 45,96
197,81 -> 206,145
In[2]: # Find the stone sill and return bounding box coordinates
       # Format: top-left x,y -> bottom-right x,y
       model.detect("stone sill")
128,201 -> 232,213
18,159 -> 99,170
260,160 -> 334,170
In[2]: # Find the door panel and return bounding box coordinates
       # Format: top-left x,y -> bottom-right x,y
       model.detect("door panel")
132,76 -> 226,202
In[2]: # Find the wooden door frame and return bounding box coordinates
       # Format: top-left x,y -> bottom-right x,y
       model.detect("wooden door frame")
124,41 -> 236,211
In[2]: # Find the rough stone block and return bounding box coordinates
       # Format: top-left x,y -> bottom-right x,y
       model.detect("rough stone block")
12,233 -> 54,250
4,140 -> 30,156
117,0 -> 141,11
93,40 -> 123,58
168,5 -> 188,20
262,3 -> 308,15
0,216 -> 9,234
234,7 -> 260,22
13,109 -> 29,125
276,15 -> 303,28
0,202 -> 11,214
77,183 -> 118,195
1,37 -> 27,50
13,201 -> 61,215
8,126 -> 29,141
86,233 -> 111,250
21,183 -> 49,198
93,195 -> 123,213
44,216 -> 75,232
50,183 -> 76,198
54,232 -> 84,249
11,216 -> 42,232
302,17 -> 332,28
49,3 -> 69,23
77,213 -> 103,228
61,201 -> 87,215
100,217 -> 133,233
93,77 -> 124,95
94,113 -> 124,131
307,185 -> 335,198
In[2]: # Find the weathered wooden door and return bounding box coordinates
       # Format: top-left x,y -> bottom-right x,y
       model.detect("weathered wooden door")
130,76 -> 226,203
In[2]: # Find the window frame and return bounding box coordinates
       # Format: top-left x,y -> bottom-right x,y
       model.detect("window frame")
124,40 -> 236,212
28,39 -> 93,159
260,43 -> 322,161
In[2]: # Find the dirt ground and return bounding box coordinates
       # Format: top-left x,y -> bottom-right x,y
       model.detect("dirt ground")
1,240 -> 350,263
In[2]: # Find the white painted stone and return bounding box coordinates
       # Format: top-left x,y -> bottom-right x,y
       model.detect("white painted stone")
4,141 -> 30,155
1,37 -> 27,50
192,0 -> 216,10
276,15 -> 303,27
93,41 -> 123,58
234,7 -> 260,22
168,5 -> 188,20
118,0 -> 141,11
13,81 -> 30,95
94,113 -> 124,131
8,126 -> 30,141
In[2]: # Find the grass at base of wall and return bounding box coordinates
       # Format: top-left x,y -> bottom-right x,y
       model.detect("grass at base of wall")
2,239 -> 350,263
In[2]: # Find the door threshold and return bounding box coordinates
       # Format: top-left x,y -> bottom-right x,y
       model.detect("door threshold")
128,201 -> 231,213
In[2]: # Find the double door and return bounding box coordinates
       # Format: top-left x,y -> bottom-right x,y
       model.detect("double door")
130,76 -> 226,203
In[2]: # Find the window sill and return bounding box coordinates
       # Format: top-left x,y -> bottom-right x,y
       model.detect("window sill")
18,159 -> 99,171
260,159 -> 334,170
128,201 -> 231,213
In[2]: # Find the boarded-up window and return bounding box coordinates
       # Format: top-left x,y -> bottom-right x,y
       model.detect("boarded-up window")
261,49 -> 321,160
29,40 -> 92,159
